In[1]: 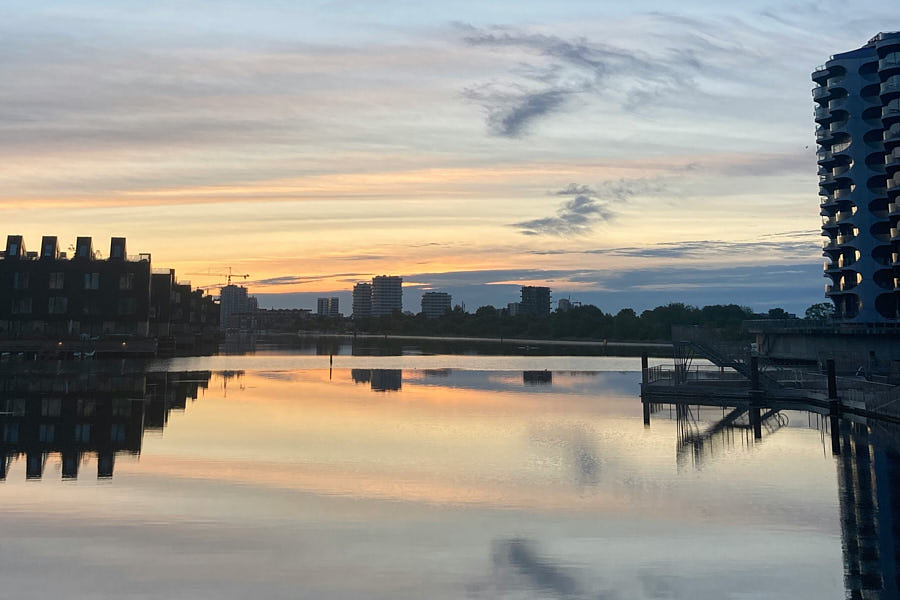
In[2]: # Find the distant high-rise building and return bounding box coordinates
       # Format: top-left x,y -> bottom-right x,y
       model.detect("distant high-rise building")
558,298 -> 572,312
317,297 -> 340,317
507,302 -> 522,316
371,275 -> 402,316
220,284 -> 249,329
520,286 -> 551,316
813,32 -> 900,321
421,291 -> 451,318
352,282 -> 372,318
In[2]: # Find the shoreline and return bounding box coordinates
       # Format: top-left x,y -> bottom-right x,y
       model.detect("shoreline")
295,331 -> 671,349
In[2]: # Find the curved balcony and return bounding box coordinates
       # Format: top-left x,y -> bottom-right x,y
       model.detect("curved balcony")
886,126 -> 900,148
892,227 -> 900,241
817,148 -> 837,167
881,76 -> 900,99
828,97 -> 849,111
836,210 -> 854,222
822,215 -> 839,229
812,65 -> 830,83
880,53 -> 900,72
889,176 -> 900,192
823,238 -> 839,251
884,101 -> 900,124
887,147 -> 900,169
837,234 -> 857,246
815,105 -> 832,123
824,261 -> 840,273
812,86 -> 831,103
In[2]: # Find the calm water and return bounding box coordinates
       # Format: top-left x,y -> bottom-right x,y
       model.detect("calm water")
1,353 -> 897,599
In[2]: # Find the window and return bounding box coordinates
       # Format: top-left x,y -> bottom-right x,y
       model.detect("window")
112,398 -> 132,417
39,424 -> 55,443
12,272 -> 29,289
8,242 -> 17,256
77,398 -> 96,416
2,423 -> 18,443
12,297 -> 32,314
110,424 -> 126,443
48,272 -> 64,289
119,272 -> 134,290
74,424 -> 91,443
48,297 -> 68,314
118,297 -> 137,316
84,273 -> 100,290
41,397 -> 61,417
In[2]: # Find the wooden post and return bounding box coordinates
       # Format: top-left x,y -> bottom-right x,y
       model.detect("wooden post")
641,352 -> 649,386
827,359 -> 841,415
829,415 -> 841,456
750,356 -> 758,389
750,407 -> 762,440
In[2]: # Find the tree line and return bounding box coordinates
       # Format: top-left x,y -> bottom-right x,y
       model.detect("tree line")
299,302 -> 834,342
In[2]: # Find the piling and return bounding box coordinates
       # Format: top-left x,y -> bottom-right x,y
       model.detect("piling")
827,359 -> 841,415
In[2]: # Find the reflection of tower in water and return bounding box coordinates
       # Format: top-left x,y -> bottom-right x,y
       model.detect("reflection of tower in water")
835,419 -> 900,599
351,369 -> 402,392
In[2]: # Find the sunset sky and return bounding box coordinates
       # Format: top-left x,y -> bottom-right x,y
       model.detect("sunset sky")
3,1 -> 895,313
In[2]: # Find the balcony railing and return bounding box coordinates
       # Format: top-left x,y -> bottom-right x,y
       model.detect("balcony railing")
815,105 -> 831,120
881,78 -> 900,95
823,238 -> 838,250
836,210 -> 854,222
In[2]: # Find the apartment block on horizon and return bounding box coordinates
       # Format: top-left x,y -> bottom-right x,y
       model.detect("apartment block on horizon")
317,296 -> 340,317
421,291 -> 451,318
519,286 -> 551,316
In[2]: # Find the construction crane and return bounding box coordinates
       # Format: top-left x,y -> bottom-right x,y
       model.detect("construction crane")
186,267 -> 250,290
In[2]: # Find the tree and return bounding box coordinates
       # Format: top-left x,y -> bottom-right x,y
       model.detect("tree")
805,302 -> 834,320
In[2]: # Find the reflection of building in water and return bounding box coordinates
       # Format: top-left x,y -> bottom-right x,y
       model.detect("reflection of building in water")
523,370 -> 552,385
351,369 -> 402,392
0,368 -> 210,480
835,419 -> 900,599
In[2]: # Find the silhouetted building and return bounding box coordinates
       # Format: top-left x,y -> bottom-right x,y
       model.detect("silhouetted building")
352,282 -> 372,318
220,284 -> 250,330
814,32 -> 900,321
317,297 -> 340,317
0,235 -> 151,338
372,275 -> 402,316
421,291 -> 451,318
507,302 -> 522,316
520,286 -> 551,316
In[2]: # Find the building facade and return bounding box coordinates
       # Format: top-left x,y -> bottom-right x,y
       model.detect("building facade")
814,32 -> 900,321
0,235 -> 152,338
520,286 -> 551,316
421,291 -> 451,318
219,284 -> 249,330
317,297 -> 340,317
352,282 -> 372,318
372,276 -> 402,316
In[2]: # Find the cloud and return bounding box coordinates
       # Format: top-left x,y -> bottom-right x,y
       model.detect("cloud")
460,25 -> 700,137
510,179 -> 667,236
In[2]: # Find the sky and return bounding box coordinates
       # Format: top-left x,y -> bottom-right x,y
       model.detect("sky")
2,0 -> 897,315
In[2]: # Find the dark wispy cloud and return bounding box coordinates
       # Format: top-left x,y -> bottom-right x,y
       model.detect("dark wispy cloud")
530,231 -> 820,259
511,179 -> 667,236
460,24 -> 702,137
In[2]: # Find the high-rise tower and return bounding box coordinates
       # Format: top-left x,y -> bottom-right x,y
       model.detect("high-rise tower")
813,32 -> 900,322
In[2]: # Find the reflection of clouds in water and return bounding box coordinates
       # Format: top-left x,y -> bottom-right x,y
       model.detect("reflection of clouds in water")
490,538 -> 583,598
529,423 -> 601,490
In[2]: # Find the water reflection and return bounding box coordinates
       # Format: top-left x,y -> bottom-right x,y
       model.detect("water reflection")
351,369 -> 402,392
649,399 -> 900,600
0,365 -> 211,480
836,419 -> 900,599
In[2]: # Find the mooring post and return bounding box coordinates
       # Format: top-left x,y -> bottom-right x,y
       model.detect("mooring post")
827,359 -> 841,415
750,407 -> 762,440
830,415 -> 841,456
641,352 -> 650,426
750,356 -> 760,391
